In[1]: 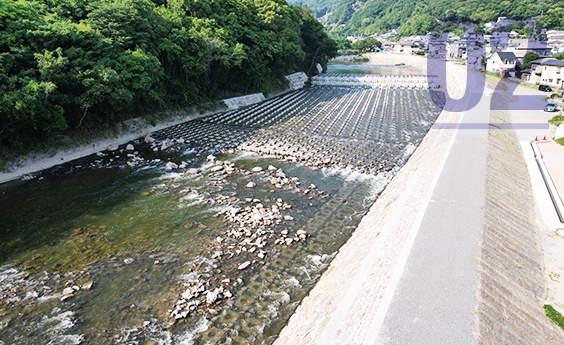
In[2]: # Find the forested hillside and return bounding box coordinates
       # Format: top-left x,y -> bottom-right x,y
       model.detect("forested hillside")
0,0 -> 336,153
317,0 -> 563,37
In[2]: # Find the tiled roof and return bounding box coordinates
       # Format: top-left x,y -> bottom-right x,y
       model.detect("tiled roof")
496,52 -> 517,60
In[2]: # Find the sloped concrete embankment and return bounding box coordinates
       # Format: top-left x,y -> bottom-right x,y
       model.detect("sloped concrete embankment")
472,111 -> 564,344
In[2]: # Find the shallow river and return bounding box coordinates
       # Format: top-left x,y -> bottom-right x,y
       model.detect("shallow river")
0,141 -> 413,344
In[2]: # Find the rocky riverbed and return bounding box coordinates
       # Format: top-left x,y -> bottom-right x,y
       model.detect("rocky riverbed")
0,132 -> 397,344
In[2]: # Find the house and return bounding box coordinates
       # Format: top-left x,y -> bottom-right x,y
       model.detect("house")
547,30 -> 564,55
536,59 -> 564,89
486,51 -> 519,77
522,58 -> 553,85
495,17 -> 514,28
427,34 -> 448,59
506,39 -> 551,62
485,32 -> 511,53
466,30 -> 484,42
393,42 -> 408,54
380,41 -> 395,53
448,37 -> 483,59
484,22 -> 496,31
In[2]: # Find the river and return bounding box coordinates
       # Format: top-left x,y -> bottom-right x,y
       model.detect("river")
0,61 -> 435,344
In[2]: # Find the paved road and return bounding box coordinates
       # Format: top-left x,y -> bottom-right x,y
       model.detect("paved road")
372,67 -> 488,344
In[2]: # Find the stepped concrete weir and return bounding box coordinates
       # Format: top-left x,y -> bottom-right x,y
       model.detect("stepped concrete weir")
311,73 -> 439,89
154,76 -> 446,175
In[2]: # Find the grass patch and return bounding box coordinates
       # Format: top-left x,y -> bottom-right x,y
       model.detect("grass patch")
555,137 -> 564,146
544,304 -> 564,331
549,114 -> 564,126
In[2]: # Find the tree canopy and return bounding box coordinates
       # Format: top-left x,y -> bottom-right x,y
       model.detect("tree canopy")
351,37 -> 381,52
0,0 -> 337,151
518,52 -> 540,71
318,0 -> 562,37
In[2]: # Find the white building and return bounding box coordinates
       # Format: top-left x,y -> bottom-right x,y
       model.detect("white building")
522,58 -> 553,85
537,60 -> 564,89
486,51 -> 519,77
547,30 -> 564,55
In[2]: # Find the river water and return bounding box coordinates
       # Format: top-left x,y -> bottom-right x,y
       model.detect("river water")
0,63 -> 432,344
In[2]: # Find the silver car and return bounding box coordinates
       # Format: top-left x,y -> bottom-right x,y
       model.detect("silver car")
545,103 -> 557,112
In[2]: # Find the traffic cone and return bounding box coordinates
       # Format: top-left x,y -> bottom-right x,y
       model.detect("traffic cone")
535,136 -> 538,141
543,135 -> 547,141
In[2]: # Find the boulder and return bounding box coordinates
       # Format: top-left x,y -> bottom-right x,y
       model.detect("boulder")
62,287 -> 74,296
126,144 -> 134,151
209,165 -> 224,172
165,162 -> 178,170
245,182 -> 256,188
251,167 -> 263,172
107,144 -> 119,151
206,290 -> 218,304
238,261 -> 251,270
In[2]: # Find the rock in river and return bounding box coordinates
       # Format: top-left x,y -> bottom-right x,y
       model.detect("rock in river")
238,261 -> 251,270
165,162 -> 178,170
206,290 -> 218,305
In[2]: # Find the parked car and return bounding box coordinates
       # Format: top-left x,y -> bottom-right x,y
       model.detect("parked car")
539,84 -> 553,92
545,103 -> 557,112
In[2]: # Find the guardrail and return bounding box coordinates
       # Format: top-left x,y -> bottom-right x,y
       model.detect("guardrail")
531,141 -> 564,232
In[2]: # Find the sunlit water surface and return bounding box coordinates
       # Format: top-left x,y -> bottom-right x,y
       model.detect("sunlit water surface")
0,142 -> 414,344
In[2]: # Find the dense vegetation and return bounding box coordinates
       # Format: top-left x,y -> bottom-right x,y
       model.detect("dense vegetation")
309,0 -> 563,37
351,36 -> 381,52
0,0 -> 337,155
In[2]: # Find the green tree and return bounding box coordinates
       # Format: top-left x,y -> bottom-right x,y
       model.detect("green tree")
351,37 -> 381,52
518,52 -> 540,71
333,36 -> 352,50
